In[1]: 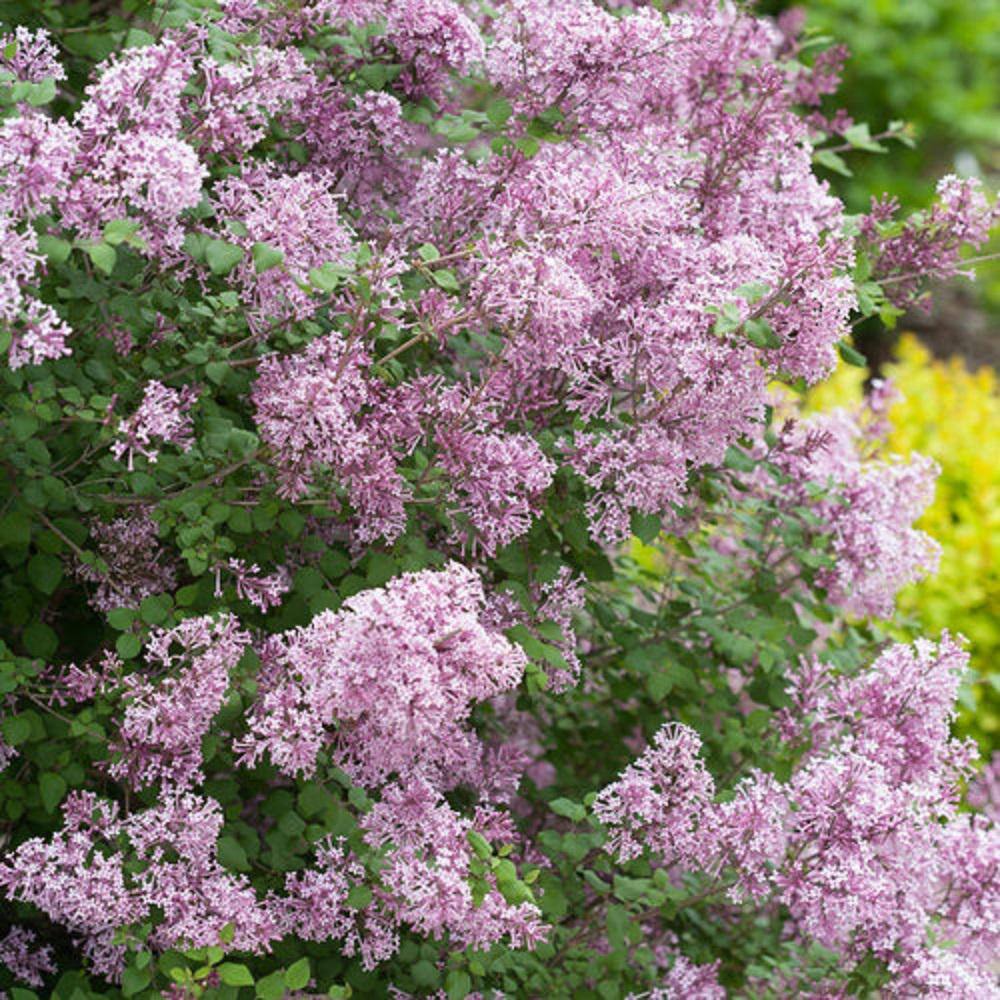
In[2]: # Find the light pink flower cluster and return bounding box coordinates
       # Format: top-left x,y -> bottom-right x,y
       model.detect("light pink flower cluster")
0,112 -> 76,217
358,778 -> 545,952
239,563 -> 525,785
0,926 -> 56,989
647,954 -> 725,1000
757,399 -> 940,618
598,636 -> 997,994
215,558 -> 291,612
0,210 -> 72,368
66,40 -> 206,251
383,0 -> 484,100
194,45 -> 313,156
251,333 -> 412,541
235,565 -> 542,961
593,723 -> 716,864
213,167 -> 355,320
281,836 -> 400,970
111,380 -> 197,469
0,791 -> 278,980
107,615 -> 249,789
862,175 -> 998,310
73,509 -> 178,612
0,27 -> 65,85
439,429 -> 555,555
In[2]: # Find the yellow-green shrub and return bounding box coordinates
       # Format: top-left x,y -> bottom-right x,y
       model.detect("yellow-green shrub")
810,335 -> 1000,747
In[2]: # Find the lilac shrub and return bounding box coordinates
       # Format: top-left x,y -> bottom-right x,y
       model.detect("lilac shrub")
0,0 -> 996,997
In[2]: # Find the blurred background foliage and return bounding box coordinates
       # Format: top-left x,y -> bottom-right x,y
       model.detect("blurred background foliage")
765,0 -> 1000,337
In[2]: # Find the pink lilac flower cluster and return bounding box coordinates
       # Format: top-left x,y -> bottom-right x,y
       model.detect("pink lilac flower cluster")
192,45 -> 312,156
213,167 -> 355,321
37,651 -> 121,709
646,954 -> 725,1000
0,27 -> 65,85
1,0 -> 993,552
597,635 -> 998,996
238,564 -> 543,960
281,835 -> 400,970
593,723 -> 716,865
0,926 -> 56,989
72,509 -> 178,612
110,380 -> 197,469
358,778 -> 544,953
0,209 -> 72,368
215,558 -> 291,612
438,429 -> 556,555
382,0 -> 484,100
753,396 -> 940,618
861,174 -> 998,310
250,332 -> 414,542
0,791 -> 278,980
238,563 -> 525,786
107,615 -> 250,789
283,783 -> 545,970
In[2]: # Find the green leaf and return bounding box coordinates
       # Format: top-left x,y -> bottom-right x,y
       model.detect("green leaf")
37,234 -> 73,265
745,318 -> 782,350
27,553 -> 63,595
486,98 -> 513,129
116,632 -> 143,659
86,242 -> 117,276
206,239 -> 245,276
0,511 -> 31,547
25,78 -> 56,106
103,219 -> 141,245
1,715 -> 32,746
217,835 -> 250,872
346,884 -> 372,909
467,830 -> 492,860
411,960 -> 439,989
284,958 -> 310,991
252,242 -> 285,273
548,798 -> 586,823
445,970 -> 472,1000
724,445 -> 756,473
218,963 -> 255,987
121,965 -> 152,997
39,772 -> 67,813
813,149 -> 852,177
308,262 -> 344,292
837,340 -> 868,368
23,623 -> 57,658
107,607 -> 136,630
630,512 -> 661,545
647,671 -> 673,702
139,594 -> 171,625
515,135 -> 540,158
432,268 -> 460,292
843,122 -> 887,152
255,971 -> 285,1000
582,870 -> 611,895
